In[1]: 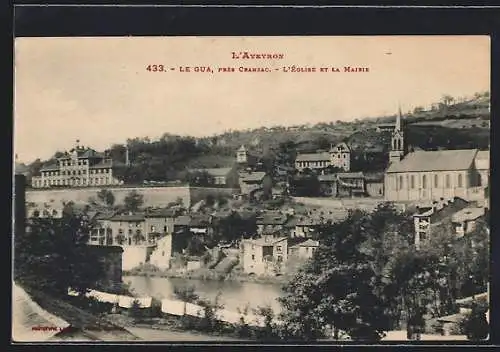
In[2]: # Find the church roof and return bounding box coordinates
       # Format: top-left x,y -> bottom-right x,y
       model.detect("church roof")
387,149 -> 478,173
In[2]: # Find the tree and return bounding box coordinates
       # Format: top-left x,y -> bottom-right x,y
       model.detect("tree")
97,189 -> 115,207
278,203 -> 416,341
123,190 -> 144,212
14,206 -> 105,297
464,301 -> 489,340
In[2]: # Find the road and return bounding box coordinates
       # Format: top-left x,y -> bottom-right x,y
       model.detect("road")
126,327 -> 243,342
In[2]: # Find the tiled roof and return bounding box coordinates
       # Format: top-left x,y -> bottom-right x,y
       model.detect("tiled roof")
451,207 -> 485,223
190,167 -> 233,177
244,236 -> 287,247
145,208 -> 177,218
256,212 -> 288,225
174,215 -> 191,226
337,172 -> 364,179
90,160 -> 113,169
290,239 -> 320,248
40,163 -> 59,172
295,152 -> 331,162
386,149 -> 478,173
239,171 -> 266,182
109,213 -> 145,222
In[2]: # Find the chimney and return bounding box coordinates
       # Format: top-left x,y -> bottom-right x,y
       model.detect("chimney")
125,145 -> 130,166
14,174 -> 27,240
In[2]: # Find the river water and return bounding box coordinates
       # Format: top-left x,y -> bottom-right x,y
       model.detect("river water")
123,276 -> 284,313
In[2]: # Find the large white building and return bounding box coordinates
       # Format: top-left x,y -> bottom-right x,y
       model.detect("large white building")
31,145 -> 125,188
295,142 -> 351,172
384,111 -> 489,203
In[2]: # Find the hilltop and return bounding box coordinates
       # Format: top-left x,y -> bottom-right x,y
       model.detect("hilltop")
22,91 -> 490,183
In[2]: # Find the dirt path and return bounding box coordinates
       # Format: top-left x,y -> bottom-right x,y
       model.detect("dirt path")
126,326 -> 243,342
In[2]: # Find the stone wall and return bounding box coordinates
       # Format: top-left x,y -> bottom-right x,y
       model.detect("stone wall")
26,185 -> 192,208
122,245 -> 155,271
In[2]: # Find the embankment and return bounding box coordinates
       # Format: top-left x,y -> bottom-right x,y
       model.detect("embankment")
26,185 -> 239,209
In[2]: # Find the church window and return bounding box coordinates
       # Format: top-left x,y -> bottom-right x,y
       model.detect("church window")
445,174 -> 451,188
410,175 -> 415,189
422,175 -> 427,189
458,174 -> 463,188
399,175 -> 404,190
434,174 -> 439,188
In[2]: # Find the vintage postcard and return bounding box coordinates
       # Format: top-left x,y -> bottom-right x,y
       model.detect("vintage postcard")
13,35 -> 490,343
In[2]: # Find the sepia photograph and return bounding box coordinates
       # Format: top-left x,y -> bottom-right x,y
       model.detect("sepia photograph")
12,35 -> 490,343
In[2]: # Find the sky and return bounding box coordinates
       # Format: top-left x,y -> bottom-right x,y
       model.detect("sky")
14,36 -> 490,163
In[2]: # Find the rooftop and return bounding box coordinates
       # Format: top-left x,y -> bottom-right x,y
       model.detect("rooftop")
290,239 -> 320,248
239,171 -> 266,183
244,236 -> 287,247
190,167 -> 233,177
386,149 -> 478,173
109,213 -> 145,222
296,152 -> 331,162
256,212 -> 289,225
451,207 -> 486,223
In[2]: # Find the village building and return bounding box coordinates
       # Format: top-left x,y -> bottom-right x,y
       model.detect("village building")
31,143 -> 125,189
451,207 -> 487,238
288,239 -> 319,260
238,171 -> 270,196
26,202 -> 64,219
364,172 -> 385,197
384,110 -> 488,203
240,235 -> 288,276
149,232 -> 187,270
256,211 -> 290,236
318,172 -> 366,198
294,142 -> 351,172
412,197 -> 470,250
236,145 -> 249,164
189,167 -> 238,187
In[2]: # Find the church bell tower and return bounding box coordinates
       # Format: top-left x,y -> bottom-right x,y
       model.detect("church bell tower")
389,106 -> 405,164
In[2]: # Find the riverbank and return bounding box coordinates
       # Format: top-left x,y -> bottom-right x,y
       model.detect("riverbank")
123,265 -> 292,286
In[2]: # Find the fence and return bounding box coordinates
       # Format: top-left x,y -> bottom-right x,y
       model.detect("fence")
68,288 -> 283,327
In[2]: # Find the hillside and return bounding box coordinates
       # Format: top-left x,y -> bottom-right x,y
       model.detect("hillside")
23,91 -> 490,183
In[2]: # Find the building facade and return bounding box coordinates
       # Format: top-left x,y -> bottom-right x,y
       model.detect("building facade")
384,110 -> 488,203
31,145 -> 123,189
240,236 -> 288,276
295,142 -> 351,172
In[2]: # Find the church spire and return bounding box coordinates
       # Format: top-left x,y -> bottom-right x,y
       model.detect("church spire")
396,104 -> 402,131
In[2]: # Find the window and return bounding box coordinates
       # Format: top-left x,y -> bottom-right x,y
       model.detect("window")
410,175 -> 415,189
276,246 -> 282,253
434,174 -> 439,188
399,175 -> 404,190
422,174 -> 427,189
163,225 -> 167,232
277,255 -> 283,262
458,174 -> 463,188
251,254 -> 255,260
162,251 -> 165,256
445,174 -> 451,188
151,226 -> 155,232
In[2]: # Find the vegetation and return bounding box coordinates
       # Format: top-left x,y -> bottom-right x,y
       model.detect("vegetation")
14,205 -> 104,297
275,203 -> 489,341
97,189 -> 115,207
123,190 -> 144,212
463,301 -> 489,341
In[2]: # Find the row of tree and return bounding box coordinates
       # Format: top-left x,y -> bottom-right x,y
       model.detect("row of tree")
275,203 -> 489,341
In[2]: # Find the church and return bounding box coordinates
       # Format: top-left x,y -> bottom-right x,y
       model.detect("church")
384,109 -> 489,204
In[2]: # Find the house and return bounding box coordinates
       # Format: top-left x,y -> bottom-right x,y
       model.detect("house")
318,172 -> 365,198
375,123 -> 396,133
240,236 -> 288,276
294,142 -> 351,172
364,172 -> 385,197
451,207 -> 486,238
236,145 -> 248,164
239,171 -> 269,196
288,239 -> 319,260
412,197 -> 470,249
144,208 -> 177,243
256,211 -> 290,236
189,167 -> 238,187
31,142 -> 124,189
90,212 -> 147,246
384,110 -> 488,204
149,232 -> 187,270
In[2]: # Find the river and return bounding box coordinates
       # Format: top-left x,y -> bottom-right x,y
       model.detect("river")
123,276 -> 284,313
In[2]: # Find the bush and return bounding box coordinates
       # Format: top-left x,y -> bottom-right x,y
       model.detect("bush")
463,302 -> 489,340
